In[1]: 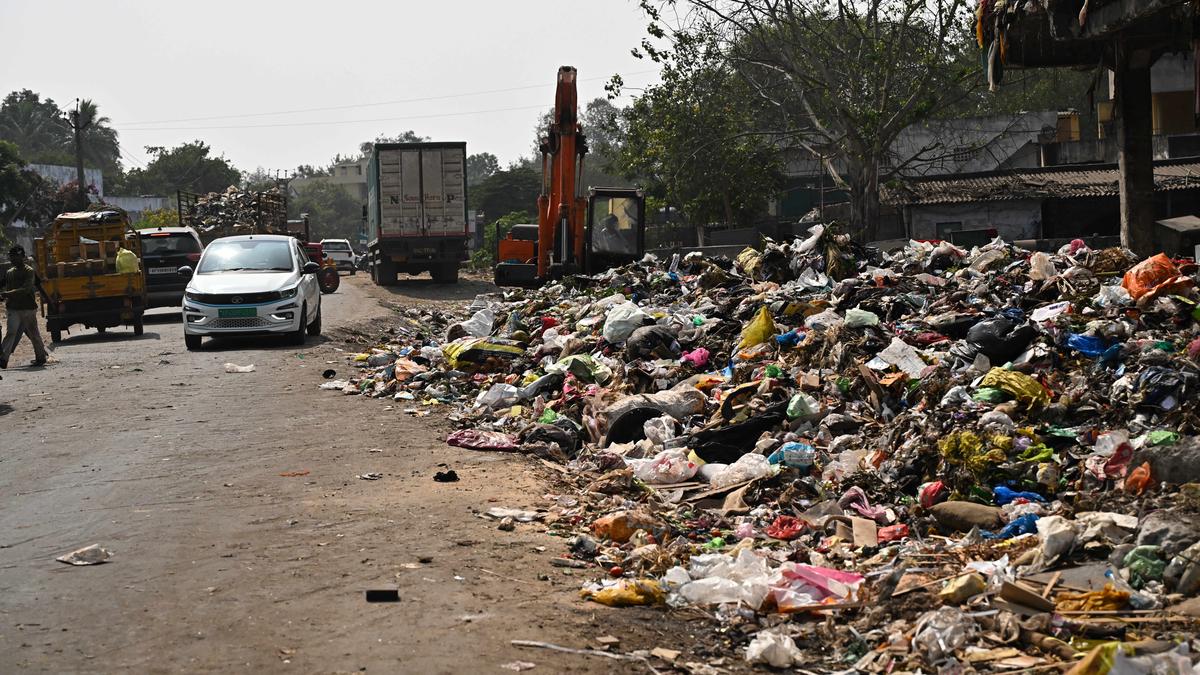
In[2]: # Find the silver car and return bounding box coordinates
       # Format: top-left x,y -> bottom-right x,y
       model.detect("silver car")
179,235 -> 322,351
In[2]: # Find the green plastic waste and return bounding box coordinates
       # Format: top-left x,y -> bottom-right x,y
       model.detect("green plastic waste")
538,408 -> 559,423
1123,545 -> 1166,588
1147,430 -> 1181,446
972,387 -> 1010,403
1019,444 -> 1054,463
787,393 -> 820,419
765,364 -> 783,378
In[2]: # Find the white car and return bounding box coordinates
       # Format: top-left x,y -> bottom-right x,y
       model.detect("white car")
320,238 -> 356,274
180,235 -> 322,350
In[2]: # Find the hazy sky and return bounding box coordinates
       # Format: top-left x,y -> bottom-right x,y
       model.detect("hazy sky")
0,0 -> 659,175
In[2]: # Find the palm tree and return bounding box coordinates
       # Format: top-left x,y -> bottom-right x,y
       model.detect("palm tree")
68,99 -> 121,176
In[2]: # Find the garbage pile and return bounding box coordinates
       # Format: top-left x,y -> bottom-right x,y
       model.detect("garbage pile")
329,228 -> 1200,671
182,185 -> 287,240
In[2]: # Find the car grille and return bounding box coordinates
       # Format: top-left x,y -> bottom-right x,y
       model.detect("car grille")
189,291 -> 281,305
208,317 -> 272,329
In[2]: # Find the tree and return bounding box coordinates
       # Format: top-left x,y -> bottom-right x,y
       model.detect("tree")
470,210 -> 534,269
469,167 -> 541,224
294,163 -> 331,178
71,99 -> 122,178
114,141 -> 241,196
0,90 -> 71,166
242,167 -> 279,193
0,141 -> 62,229
359,130 -> 429,156
132,207 -> 178,230
637,0 -> 978,239
288,180 -> 363,241
612,53 -> 784,229
467,152 -> 499,186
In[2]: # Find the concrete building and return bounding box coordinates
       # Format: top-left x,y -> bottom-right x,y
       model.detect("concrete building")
290,158 -> 370,203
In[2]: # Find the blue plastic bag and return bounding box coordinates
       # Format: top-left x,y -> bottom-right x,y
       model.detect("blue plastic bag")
768,442 -> 816,469
1066,333 -> 1107,358
993,485 -> 1046,505
982,513 -> 1040,539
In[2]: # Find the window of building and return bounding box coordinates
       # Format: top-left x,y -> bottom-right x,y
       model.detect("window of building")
356,165 -> 363,175
952,148 -> 973,164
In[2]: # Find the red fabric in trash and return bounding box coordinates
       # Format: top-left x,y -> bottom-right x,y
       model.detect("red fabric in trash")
765,515 -> 807,540
1122,253 -> 1191,300
878,524 -> 910,542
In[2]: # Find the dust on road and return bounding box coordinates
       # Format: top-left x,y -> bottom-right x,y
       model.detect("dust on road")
0,276 -> 691,673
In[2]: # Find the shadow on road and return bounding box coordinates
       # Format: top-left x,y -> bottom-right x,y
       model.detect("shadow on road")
50,330 -> 162,347
194,334 -> 332,352
144,311 -> 181,325
374,276 -> 499,303
0,403 -> 12,416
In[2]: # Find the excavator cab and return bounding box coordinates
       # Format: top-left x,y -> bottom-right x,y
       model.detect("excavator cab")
494,188 -> 645,286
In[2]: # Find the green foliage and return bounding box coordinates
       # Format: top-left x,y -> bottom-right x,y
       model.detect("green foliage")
612,53 -> 783,226
0,140 -> 61,228
0,91 -> 122,184
133,207 -> 179,230
113,141 -> 241,196
467,152 -> 499,186
469,166 -> 541,224
288,180 -> 363,241
359,130 -> 429,156
470,210 -> 534,269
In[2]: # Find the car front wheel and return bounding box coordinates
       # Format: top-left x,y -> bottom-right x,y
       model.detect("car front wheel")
307,303 -> 322,336
289,303 -> 308,345
185,334 -> 202,351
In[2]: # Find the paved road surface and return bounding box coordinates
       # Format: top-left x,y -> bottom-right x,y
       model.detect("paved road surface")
0,277 -> 674,673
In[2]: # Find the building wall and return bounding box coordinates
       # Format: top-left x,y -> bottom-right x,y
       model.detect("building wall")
103,196 -> 172,224
28,164 -> 104,197
905,200 -> 1042,241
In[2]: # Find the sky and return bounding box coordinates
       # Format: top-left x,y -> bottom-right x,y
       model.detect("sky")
0,0 -> 660,175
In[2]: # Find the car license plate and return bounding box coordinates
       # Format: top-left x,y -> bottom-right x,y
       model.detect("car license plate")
218,307 -> 257,318
150,266 -> 178,275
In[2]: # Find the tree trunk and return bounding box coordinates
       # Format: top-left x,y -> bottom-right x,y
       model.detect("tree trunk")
848,161 -> 880,242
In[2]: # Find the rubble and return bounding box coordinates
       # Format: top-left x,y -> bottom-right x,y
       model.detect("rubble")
326,228 -> 1200,670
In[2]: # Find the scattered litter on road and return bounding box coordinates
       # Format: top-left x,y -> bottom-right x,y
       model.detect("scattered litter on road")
433,470 -> 459,482
223,363 -> 255,373
357,472 -> 383,480
55,544 -> 112,566
279,470 -> 309,477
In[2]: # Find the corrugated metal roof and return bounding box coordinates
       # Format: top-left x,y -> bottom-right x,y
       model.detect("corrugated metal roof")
882,160 -> 1200,206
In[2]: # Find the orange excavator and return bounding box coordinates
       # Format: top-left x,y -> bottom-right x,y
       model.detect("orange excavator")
494,66 -> 646,287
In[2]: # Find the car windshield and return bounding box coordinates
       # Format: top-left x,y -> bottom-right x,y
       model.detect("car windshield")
141,233 -> 202,256
198,240 -> 294,273
323,241 -> 350,251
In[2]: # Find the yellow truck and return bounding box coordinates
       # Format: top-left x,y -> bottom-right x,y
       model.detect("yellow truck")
33,209 -> 147,342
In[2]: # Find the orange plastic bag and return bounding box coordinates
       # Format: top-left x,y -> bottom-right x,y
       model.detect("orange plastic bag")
1125,461 -> 1152,495
1121,253 -> 1185,300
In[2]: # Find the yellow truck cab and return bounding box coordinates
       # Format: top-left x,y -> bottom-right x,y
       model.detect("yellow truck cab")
33,209 -> 147,342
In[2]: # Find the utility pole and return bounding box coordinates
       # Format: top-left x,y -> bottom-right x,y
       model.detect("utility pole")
67,100 -> 92,211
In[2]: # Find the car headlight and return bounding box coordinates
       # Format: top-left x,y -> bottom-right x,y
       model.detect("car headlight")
278,286 -> 298,299
184,290 -> 199,300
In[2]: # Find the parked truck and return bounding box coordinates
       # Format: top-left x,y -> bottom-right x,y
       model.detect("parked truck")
366,142 -> 468,285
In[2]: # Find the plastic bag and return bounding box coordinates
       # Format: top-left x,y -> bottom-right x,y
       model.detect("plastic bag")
767,442 -> 815,469
878,337 -> 927,378
581,579 -> 665,606
736,306 -> 777,350
442,337 -> 524,370
1122,253 -> 1182,300
912,607 -> 976,663
1066,333 -> 1108,358
709,453 -> 772,488
1125,461 -> 1152,495
629,449 -> 698,485
1095,284 -> 1132,308
844,308 -> 880,328
446,429 -> 519,451
446,307 -> 494,341
680,347 -> 709,368
764,515 -> 807,540
548,354 -> 613,385
744,630 -> 803,668
786,392 -> 820,419
602,302 -> 648,343
1036,515 -> 1077,564
115,248 -> 139,274
769,563 -> 864,612
1028,251 -> 1057,280
980,368 -> 1049,407
642,416 -> 677,447
476,383 -> 520,410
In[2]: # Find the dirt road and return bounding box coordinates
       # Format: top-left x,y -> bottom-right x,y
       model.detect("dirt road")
0,276 -> 692,673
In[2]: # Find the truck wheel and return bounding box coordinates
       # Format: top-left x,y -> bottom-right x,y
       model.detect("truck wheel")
133,315 -> 145,336
375,259 -> 398,286
51,329 -> 62,343
96,326 -> 106,334
431,264 -> 459,284
349,267 -> 356,276
185,334 -> 202,351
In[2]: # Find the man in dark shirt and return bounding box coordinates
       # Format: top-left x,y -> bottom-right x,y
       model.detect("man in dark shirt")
1,245 -> 48,368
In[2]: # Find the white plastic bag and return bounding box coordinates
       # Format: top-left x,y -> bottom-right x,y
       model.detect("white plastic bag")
844,308 -> 880,328
629,449 -> 698,485
710,453 -> 772,488
745,630 -> 803,668
1028,251 -> 1057,280
475,383 -> 520,410
602,302 -> 648,343
642,415 -> 676,447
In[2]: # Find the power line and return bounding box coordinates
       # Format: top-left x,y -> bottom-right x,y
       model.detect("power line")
117,103 -> 555,132
121,70 -> 657,127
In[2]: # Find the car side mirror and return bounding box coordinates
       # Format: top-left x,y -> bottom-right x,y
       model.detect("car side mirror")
302,261 -> 321,275
177,266 -> 193,278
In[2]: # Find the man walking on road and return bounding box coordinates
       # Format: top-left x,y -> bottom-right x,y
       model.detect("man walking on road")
1,245 -> 49,369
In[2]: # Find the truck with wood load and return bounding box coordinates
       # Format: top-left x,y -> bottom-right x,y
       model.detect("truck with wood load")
33,209 -> 146,342
365,141 -> 468,285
